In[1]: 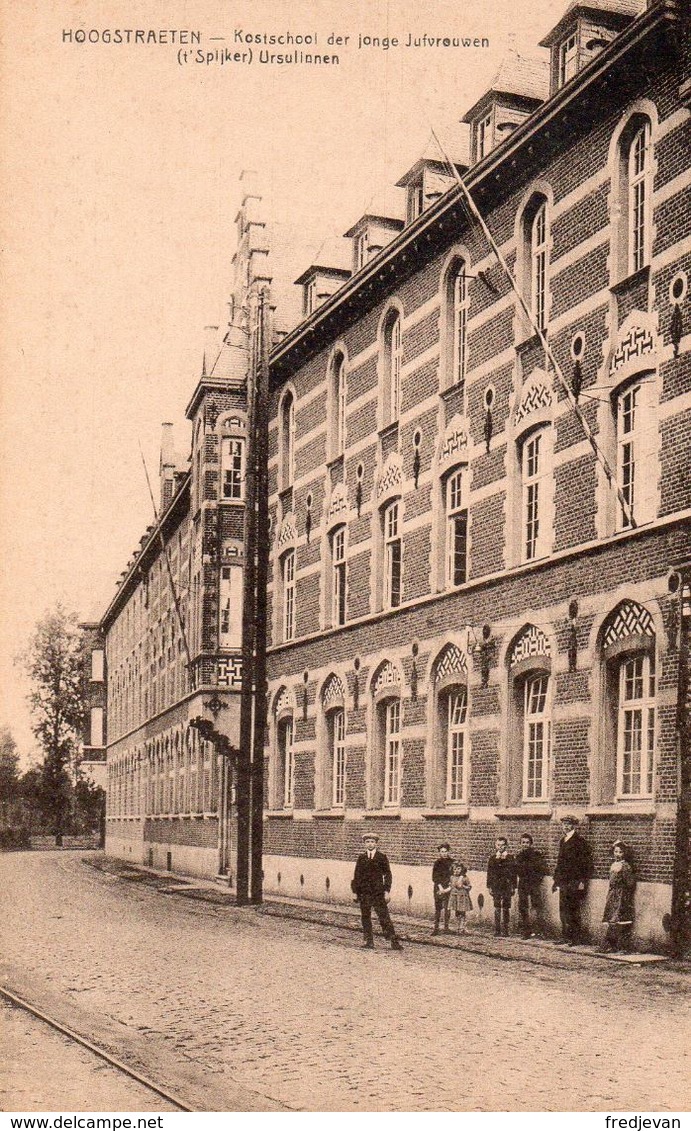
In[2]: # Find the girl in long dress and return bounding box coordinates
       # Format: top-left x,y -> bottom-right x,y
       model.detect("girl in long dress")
601,840 -> 636,952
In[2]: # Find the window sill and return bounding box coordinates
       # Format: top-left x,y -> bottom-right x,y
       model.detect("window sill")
495,806 -> 553,819
364,810 -> 401,820
610,264 -> 650,296
422,806 -> 470,819
265,809 -> 294,819
313,810 -> 346,820
586,803 -> 656,818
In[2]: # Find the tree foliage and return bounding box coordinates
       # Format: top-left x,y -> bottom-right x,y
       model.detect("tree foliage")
20,605 -> 87,842
0,727 -> 20,809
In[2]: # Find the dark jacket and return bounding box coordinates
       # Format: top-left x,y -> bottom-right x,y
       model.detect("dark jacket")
553,831 -> 593,888
515,846 -> 546,891
432,856 -> 454,893
351,850 -> 393,899
487,852 -> 517,895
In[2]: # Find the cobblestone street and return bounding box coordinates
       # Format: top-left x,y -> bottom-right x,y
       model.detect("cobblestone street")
1,852 -> 689,1112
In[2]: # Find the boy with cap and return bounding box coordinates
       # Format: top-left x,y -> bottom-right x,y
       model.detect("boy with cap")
351,833 -> 403,950
431,842 -> 454,935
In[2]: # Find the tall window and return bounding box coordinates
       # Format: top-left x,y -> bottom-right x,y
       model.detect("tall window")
91,650 -> 104,681
521,428 -> 550,561
523,675 -> 550,800
280,392 -> 295,489
617,653 -> 655,798
220,437 -> 244,500
446,469 -> 468,587
331,708 -> 346,806
446,688 -> 468,802
219,564 -> 242,648
628,122 -> 651,274
531,201 -> 548,332
384,501 -> 401,608
616,382 -> 639,530
452,264 -> 468,387
279,718 -> 294,808
384,700 -> 401,806
382,311 -> 402,425
331,526 -> 346,626
282,549 -> 295,641
330,354 -> 347,457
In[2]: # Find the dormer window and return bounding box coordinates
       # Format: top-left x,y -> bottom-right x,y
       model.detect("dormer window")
407,183 -> 425,224
558,32 -> 579,86
304,278 -> 317,316
477,112 -> 493,160
355,231 -> 369,271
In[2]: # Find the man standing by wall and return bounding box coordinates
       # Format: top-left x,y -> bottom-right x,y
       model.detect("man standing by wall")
552,816 -> 593,945
351,833 -> 403,951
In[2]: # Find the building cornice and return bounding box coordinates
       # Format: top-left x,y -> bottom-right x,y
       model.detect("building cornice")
269,0 -> 680,385
100,475 -> 191,632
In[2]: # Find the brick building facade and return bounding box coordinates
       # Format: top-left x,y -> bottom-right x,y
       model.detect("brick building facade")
99,0 -> 690,946
261,0 -> 691,946
100,175 -> 273,877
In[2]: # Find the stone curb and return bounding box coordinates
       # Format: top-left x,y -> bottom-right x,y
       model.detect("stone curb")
84,855 -> 691,980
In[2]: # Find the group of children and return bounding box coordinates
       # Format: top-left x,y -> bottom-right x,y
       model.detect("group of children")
432,834 -> 545,938
431,834 -> 636,948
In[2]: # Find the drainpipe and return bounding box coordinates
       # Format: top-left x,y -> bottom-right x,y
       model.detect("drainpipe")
669,563 -> 691,957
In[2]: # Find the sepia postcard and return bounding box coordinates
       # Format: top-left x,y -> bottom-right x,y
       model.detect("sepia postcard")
1,0 -> 690,1118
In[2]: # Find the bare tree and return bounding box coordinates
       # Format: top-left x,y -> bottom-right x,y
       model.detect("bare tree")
19,605 -> 87,845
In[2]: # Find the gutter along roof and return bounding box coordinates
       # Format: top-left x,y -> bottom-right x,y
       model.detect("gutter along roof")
269,0 -> 679,387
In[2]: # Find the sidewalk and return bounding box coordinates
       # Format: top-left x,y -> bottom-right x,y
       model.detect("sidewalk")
85,855 -> 689,980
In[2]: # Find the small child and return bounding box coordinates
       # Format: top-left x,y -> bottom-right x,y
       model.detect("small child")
449,862 -> 473,934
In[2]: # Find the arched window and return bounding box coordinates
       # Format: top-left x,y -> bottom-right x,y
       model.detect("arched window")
506,626 -> 552,807
628,122 -> 651,275
518,193 -> 550,336
531,202 -> 548,332
369,662 -> 403,809
329,353 -> 347,458
611,115 -> 653,283
428,643 -> 471,808
598,600 -> 656,803
318,675 -> 347,809
279,391 -> 295,489
381,310 -> 402,426
273,688 -> 296,810
442,259 -> 469,390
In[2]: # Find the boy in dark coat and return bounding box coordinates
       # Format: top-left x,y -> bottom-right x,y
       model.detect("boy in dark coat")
486,836 -> 517,936
552,815 -> 593,945
351,833 -> 403,950
515,833 -> 546,938
431,842 -> 454,935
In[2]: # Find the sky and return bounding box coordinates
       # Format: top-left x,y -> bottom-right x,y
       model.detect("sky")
0,0 -> 568,762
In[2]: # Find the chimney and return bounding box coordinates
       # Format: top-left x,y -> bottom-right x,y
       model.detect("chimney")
160,422 -> 175,510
